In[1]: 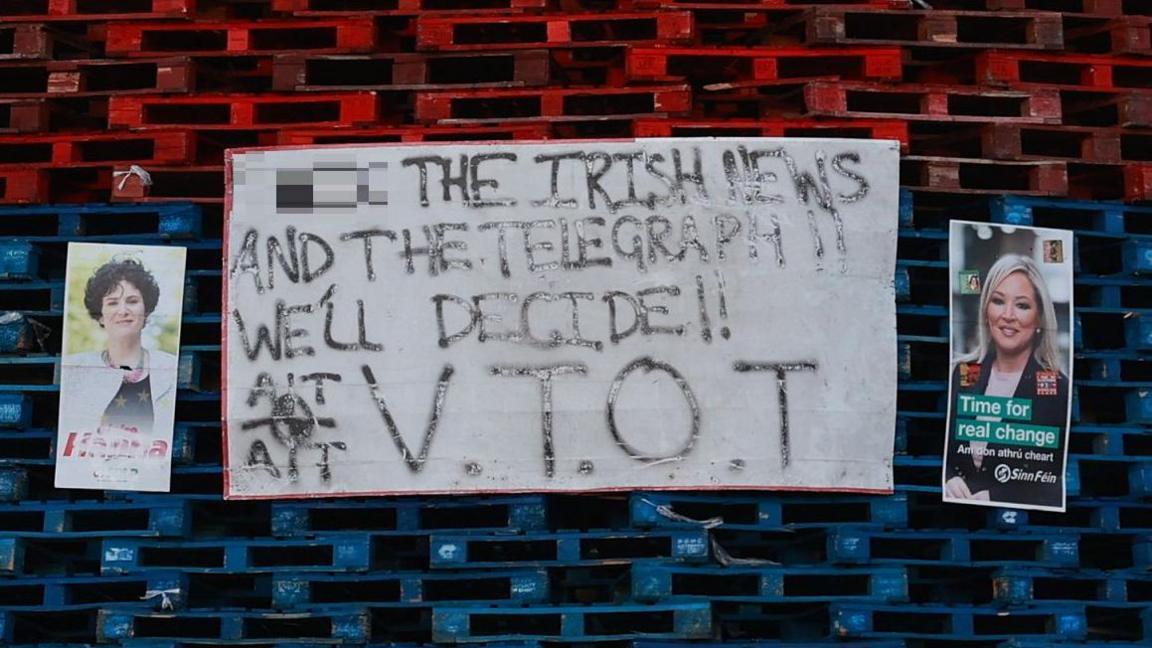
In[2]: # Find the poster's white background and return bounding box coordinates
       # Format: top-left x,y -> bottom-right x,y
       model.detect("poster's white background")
225,138 -> 899,498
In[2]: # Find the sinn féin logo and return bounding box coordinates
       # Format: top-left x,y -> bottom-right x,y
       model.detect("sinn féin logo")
994,464 -> 1012,483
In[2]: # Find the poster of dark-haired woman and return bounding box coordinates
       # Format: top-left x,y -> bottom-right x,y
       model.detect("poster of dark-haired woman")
55,243 -> 186,492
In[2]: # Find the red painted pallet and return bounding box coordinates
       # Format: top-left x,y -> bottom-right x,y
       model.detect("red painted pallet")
1126,164 -> 1152,201
108,93 -> 378,129
276,123 -> 551,145
979,124 -> 1152,164
1065,16 -> 1151,56
1061,89 -> 1152,127
0,57 -> 194,97
0,24 -> 92,61
415,84 -> 690,123
0,131 -> 194,168
632,117 -> 909,149
790,8 -> 1064,50
1063,161 -> 1150,202
626,46 -> 903,82
637,0 -> 910,8
902,155 -> 1068,196
272,0 -> 547,13
415,12 -> 693,52
0,170 -> 47,203
0,0 -> 192,21
803,81 -> 1062,124
548,48 -> 631,86
112,165 -> 224,203
978,51 -> 1152,90
979,0 -> 1124,14
272,50 -> 549,91
0,100 -> 48,133
105,19 -> 377,57
687,10 -> 772,46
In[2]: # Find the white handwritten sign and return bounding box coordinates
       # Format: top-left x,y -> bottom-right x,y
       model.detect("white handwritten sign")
223,138 -> 899,499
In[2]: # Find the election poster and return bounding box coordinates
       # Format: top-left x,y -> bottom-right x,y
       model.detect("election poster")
943,221 -> 1074,511
55,243 -> 187,492
223,138 -> 900,499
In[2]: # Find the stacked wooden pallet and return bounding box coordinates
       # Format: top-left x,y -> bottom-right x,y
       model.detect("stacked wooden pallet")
0,0 -> 1150,645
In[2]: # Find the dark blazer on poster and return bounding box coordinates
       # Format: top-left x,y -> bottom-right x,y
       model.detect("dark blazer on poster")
945,353 -> 1069,508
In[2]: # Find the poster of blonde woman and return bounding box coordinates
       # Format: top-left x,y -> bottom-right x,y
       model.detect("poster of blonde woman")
943,221 -> 1074,512
55,243 -> 186,492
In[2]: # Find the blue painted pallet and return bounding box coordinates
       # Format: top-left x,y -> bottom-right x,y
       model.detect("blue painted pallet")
1123,310 -> 1152,350
0,392 -> 30,427
272,568 -> 549,609
1076,275 -> 1152,309
0,500 -> 188,538
893,259 -> 945,303
896,335 -> 946,382
828,528 -> 1080,567
831,602 -> 1086,641
1009,636 -> 1152,641
994,567 -> 1152,605
71,644 -> 542,648
101,535 -> 376,575
0,283 -> 63,327
0,239 -> 210,287
629,492 -> 907,530
1078,350 -> 1152,380
0,610 -> 98,645
1060,423 -> 1152,457
432,602 -> 711,643
630,561 -> 908,603
891,454 -> 1085,499
429,529 -> 710,569
0,466 -> 26,501
0,428 -> 198,470
1074,376 -> 1152,425
0,535 -> 103,576
988,195 -> 1152,236
977,498 -> 1152,534
0,430 -> 52,465
79,644 -> 542,648
635,641 -> 903,645
0,242 -> 38,280
0,203 -> 202,240
708,600 -> 830,641
1055,602 -> 1152,642
899,193 -> 1152,239
0,571 -> 184,610
636,642 -> 905,648
0,271 -> 219,317
271,495 -> 548,537
96,607 -> 369,643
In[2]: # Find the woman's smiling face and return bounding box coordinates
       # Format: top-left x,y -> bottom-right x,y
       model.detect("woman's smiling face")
100,280 -> 147,337
986,270 -> 1039,358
